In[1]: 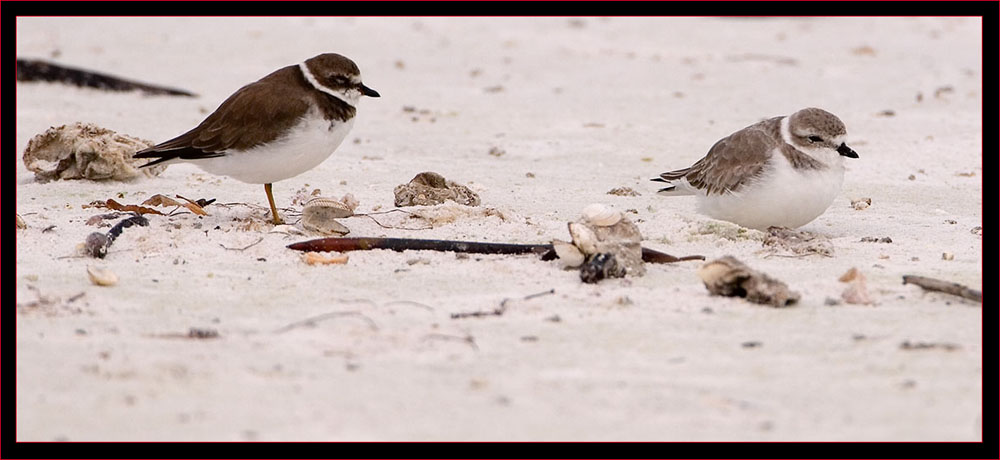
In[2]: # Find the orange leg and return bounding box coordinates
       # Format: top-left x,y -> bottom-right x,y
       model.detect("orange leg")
264,183 -> 284,225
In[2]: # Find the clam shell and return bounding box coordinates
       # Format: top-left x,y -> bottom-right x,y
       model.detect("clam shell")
552,239 -> 585,268
568,222 -> 599,255
302,197 -> 353,235
16,214 -> 26,229
87,265 -> 118,286
304,197 -> 354,218
581,203 -> 621,226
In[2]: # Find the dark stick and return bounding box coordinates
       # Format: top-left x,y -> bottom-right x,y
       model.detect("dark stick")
17,58 -> 196,97
902,275 -> 982,303
287,237 -> 704,264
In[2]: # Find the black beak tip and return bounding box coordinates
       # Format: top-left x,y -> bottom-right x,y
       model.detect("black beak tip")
361,84 -> 380,98
838,143 -> 859,159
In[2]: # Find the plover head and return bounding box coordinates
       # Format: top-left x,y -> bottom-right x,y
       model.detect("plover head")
786,107 -> 858,160
300,53 -> 380,107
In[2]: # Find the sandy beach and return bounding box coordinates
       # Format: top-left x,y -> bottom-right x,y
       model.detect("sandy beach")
15,17 -> 983,441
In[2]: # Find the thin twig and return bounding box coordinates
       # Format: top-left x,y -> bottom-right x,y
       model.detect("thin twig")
274,311 -> 379,334
355,213 -> 433,230
902,275 -> 982,303
220,237 -> 265,251
420,333 -> 479,351
452,288 -> 556,319
382,300 -> 435,312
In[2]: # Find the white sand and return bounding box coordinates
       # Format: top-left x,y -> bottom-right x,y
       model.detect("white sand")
15,17 -> 982,441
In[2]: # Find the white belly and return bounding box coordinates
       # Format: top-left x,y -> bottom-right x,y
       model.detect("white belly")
193,115 -> 354,184
697,151 -> 845,230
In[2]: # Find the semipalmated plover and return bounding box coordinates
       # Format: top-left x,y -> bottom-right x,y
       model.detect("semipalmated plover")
652,108 -> 858,230
135,53 -> 379,224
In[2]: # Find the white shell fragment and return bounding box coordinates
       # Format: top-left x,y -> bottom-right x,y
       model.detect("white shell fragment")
269,224 -> 306,236
16,214 -> 27,229
301,197 -> 353,236
567,222 -> 600,255
581,203 -> 622,226
552,239 -> 586,268
86,265 -> 118,286
300,251 -> 349,265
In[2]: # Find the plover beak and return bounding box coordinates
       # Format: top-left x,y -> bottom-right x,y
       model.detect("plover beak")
837,143 -> 859,159
360,84 -> 380,98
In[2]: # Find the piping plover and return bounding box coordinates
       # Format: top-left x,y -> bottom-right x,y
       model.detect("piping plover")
652,108 -> 858,230
134,53 -> 380,224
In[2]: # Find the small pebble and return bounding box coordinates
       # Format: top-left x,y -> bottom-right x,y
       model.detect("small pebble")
851,198 -> 872,210
941,252 -> 954,261
86,265 -> 118,286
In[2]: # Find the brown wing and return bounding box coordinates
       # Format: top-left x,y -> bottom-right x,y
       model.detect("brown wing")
664,119 -> 780,195
134,67 -> 310,165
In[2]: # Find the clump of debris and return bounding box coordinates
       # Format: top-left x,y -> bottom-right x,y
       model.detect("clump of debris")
393,171 -> 481,207
23,122 -> 166,182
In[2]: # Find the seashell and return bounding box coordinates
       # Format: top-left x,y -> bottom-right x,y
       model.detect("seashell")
567,222 -> 599,255
86,265 -> 118,286
302,197 -> 352,236
304,197 -> 354,218
581,203 -> 621,226
300,251 -> 349,265
16,214 -> 26,229
552,239 -> 585,268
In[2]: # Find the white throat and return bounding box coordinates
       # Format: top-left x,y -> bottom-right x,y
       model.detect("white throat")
299,62 -> 360,107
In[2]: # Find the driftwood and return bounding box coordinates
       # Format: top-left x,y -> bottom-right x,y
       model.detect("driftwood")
17,58 -> 196,97
287,237 -> 704,264
902,275 -> 982,303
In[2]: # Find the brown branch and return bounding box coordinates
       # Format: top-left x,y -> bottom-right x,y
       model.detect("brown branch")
287,237 -> 704,264
17,58 -> 196,96
902,275 -> 982,303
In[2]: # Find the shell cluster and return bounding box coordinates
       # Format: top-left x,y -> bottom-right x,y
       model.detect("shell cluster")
553,203 -> 645,277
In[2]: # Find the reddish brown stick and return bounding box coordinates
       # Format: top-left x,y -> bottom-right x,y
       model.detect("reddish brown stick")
287,237 -> 704,264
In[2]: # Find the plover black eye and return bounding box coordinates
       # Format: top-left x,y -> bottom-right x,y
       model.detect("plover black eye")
808,136 -> 823,143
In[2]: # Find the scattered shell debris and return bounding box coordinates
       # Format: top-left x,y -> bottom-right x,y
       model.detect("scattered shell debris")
300,251 -> 349,265
301,196 -> 355,236
762,227 -> 832,257
488,147 -> 506,157
697,256 -> 800,307
86,265 -> 118,286
22,122 -> 165,182
838,267 -> 874,305
860,236 -> 893,243
607,187 -> 641,197
394,171 -> 481,207
851,198 -> 872,210
554,204 -> 645,282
